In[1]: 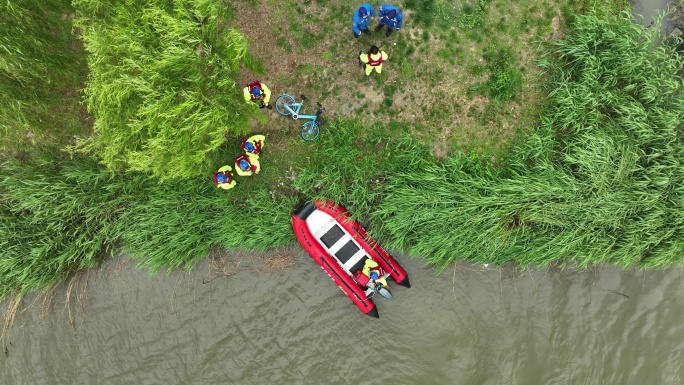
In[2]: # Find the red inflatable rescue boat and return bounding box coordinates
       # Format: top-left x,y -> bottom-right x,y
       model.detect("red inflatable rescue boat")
291,200 -> 410,318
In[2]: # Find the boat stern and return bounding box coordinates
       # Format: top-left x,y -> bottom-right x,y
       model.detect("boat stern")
365,305 -> 379,318
395,275 -> 411,288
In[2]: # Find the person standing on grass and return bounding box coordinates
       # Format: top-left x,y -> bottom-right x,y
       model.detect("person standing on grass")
375,4 -> 403,37
352,4 -> 375,39
359,45 -> 388,76
243,80 -> 272,109
213,166 -> 236,190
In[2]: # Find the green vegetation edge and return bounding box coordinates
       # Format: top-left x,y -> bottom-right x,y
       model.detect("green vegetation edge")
2,0 -> 684,303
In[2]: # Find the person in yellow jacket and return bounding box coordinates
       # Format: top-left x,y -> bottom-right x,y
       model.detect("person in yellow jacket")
241,134 -> 265,156
362,259 -> 388,288
359,46 -> 388,76
243,80 -> 272,109
235,154 -> 261,176
212,165 -> 236,190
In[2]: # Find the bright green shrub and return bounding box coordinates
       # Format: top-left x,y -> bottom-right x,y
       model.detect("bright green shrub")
72,0 -> 261,179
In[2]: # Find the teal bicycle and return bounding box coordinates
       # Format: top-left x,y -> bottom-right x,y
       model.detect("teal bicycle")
275,94 -> 325,141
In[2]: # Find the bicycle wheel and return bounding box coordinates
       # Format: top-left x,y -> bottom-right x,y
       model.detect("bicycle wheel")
301,121 -> 320,141
275,94 -> 295,116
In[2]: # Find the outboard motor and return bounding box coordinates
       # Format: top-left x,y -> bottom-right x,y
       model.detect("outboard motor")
374,284 -> 393,299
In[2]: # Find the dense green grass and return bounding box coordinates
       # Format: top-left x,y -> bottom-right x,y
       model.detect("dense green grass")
0,117 -> 431,300
0,151 -> 299,297
266,0 -> 564,155
115,174 -> 298,273
71,0 -> 262,179
0,0 -> 87,152
371,10 -> 684,270
0,154 -> 122,297
468,46 -> 523,100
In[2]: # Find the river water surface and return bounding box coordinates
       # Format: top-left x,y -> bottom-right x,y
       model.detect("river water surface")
1,253 -> 683,384
632,0 -> 676,33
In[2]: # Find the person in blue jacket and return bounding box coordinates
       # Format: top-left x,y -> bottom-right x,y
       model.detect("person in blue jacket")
352,4 -> 375,39
375,4 -> 403,37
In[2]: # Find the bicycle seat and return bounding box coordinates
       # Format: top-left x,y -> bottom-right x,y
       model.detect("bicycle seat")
300,94 -> 307,101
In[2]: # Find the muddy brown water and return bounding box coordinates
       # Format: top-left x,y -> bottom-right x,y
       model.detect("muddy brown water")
1,253 -> 683,384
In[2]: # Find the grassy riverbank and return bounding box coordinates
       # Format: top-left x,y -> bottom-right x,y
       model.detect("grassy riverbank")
2,0 -> 684,305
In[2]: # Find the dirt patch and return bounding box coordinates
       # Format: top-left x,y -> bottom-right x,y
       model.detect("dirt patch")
550,15 -> 563,40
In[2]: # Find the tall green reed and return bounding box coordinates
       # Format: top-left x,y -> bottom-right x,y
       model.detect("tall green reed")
0,150 -> 301,300
0,154 -> 124,298
3,6 -> 684,304
292,119 -> 435,219
71,0 -> 261,179
373,10 -> 684,270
